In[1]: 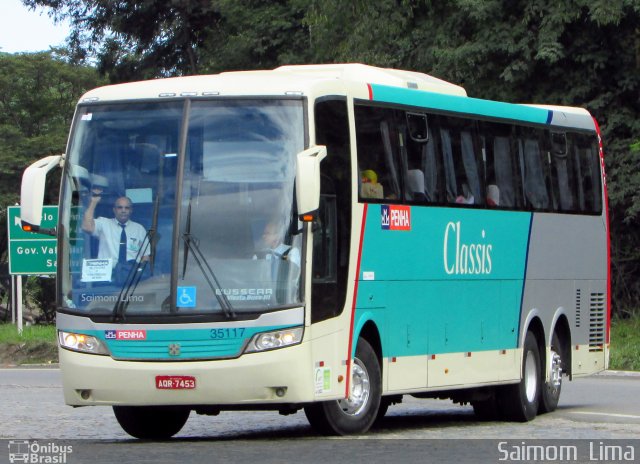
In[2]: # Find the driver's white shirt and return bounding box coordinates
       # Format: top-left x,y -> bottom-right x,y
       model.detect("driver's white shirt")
92,217 -> 149,267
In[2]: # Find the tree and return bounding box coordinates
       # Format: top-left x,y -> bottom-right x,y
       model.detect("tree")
17,0 -> 640,314
0,51 -> 102,321
23,0 -> 223,80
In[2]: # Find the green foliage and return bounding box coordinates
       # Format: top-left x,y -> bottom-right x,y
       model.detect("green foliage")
609,314 -> 640,371
14,0 -> 640,317
23,0 -> 224,80
0,51 -> 102,206
0,51 -> 102,317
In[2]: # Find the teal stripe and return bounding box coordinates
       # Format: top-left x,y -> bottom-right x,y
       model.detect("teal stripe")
369,84 -> 551,125
354,206 -> 532,357
74,325 -> 292,360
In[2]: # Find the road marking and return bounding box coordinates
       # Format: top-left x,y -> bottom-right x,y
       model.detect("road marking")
569,411 -> 640,420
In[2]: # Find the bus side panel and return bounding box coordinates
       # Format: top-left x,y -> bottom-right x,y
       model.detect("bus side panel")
521,213 -> 607,376
353,206 -> 531,391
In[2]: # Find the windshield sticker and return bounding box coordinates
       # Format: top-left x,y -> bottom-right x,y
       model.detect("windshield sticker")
81,113 -> 92,121
381,205 -> 411,231
214,288 -> 273,301
177,286 -> 197,308
81,258 -> 112,282
105,330 -> 147,340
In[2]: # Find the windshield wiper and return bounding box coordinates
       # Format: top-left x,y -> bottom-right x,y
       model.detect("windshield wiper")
180,200 -> 236,319
112,228 -> 154,322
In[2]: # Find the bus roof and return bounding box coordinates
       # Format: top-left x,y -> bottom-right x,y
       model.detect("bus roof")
78,63 -> 467,103
78,64 -> 595,132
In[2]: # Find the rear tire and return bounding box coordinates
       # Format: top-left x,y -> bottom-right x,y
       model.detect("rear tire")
113,406 -> 190,440
498,331 -> 541,422
304,338 -> 381,435
539,332 -> 563,413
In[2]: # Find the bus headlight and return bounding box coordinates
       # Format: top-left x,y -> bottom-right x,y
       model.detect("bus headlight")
245,327 -> 303,353
58,331 -> 110,355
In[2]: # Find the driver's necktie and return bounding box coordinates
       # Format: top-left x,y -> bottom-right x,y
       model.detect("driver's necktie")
118,224 -> 127,264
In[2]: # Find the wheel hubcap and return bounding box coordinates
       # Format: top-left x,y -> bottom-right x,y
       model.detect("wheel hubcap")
338,359 -> 370,416
549,350 -> 562,389
524,350 -> 538,403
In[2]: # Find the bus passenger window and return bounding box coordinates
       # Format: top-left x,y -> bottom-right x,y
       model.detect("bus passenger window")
354,105 -> 401,202
572,135 -> 602,214
438,117 -> 483,206
521,138 -> 550,210
403,119 -> 438,204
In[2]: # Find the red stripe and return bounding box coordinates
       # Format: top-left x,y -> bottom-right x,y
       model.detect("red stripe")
593,117 -> 611,344
345,203 -> 368,397
367,83 -> 373,100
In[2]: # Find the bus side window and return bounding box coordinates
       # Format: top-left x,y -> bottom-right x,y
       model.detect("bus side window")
354,105 -> 401,202
402,113 -> 438,204
438,116 -> 483,206
548,131 -> 578,212
572,134 -> 602,214
520,137 -> 550,211
440,128 -> 458,202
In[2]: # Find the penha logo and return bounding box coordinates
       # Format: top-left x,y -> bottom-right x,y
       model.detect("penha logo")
381,205 -> 411,231
116,330 -> 147,340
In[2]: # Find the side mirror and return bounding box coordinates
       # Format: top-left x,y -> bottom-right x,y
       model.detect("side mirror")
20,155 -> 64,231
296,145 -> 327,220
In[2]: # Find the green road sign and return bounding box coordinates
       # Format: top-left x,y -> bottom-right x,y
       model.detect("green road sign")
7,205 -> 58,275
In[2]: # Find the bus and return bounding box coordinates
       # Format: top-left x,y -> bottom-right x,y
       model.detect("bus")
20,64 -> 609,439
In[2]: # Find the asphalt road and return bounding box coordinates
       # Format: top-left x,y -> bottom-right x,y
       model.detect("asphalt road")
1,369 -> 638,463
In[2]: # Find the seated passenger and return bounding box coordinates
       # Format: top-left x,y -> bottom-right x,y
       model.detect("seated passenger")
407,169 -> 427,202
360,169 -> 384,199
487,184 -> 500,206
455,183 -> 475,205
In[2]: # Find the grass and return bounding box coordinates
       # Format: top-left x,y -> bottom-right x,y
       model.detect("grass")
0,323 -> 58,365
0,323 -> 56,343
609,315 -> 640,371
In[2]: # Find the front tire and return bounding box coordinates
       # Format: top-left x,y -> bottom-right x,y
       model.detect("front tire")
498,331 -> 541,422
304,338 -> 381,435
113,406 -> 190,440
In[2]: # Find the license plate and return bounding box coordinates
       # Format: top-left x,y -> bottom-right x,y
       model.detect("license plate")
155,375 -> 196,390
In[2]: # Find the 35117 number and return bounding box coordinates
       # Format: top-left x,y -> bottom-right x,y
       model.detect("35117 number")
209,328 -> 245,339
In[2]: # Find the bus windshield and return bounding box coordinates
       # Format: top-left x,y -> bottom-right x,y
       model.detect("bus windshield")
60,99 -> 305,319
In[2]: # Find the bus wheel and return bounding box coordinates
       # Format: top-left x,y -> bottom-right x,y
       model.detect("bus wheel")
498,331 -> 541,422
304,338 -> 381,435
113,406 -> 190,439
539,332 -> 563,413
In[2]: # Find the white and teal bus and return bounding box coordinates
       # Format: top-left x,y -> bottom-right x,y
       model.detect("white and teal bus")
20,64 -> 609,439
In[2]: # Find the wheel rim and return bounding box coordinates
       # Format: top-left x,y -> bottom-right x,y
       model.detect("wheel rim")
524,349 -> 538,403
549,350 -> 562,390
338,358 -> 370,416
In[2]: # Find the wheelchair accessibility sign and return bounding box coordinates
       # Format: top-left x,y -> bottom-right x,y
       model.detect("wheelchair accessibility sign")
177,286 -> 196,308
